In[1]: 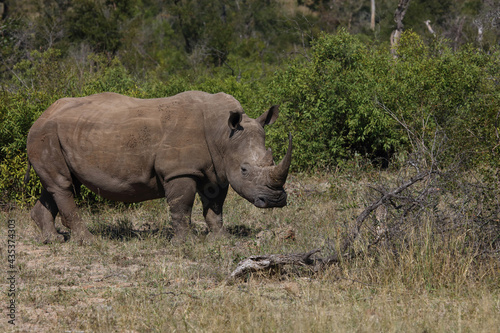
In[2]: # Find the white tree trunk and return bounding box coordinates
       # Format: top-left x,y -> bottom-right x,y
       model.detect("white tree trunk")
371,0 -> 376,30
391,0 -> 412,56
424,20 -> 435,36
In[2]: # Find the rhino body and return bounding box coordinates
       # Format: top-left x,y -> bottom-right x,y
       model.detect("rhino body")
26,91 -> 291,243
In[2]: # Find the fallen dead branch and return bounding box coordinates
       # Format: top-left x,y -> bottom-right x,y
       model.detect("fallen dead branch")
338,170 -> 434,257
230,249 -> 321,279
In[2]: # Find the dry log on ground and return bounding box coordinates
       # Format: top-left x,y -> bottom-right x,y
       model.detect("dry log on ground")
229,249 -> 322,279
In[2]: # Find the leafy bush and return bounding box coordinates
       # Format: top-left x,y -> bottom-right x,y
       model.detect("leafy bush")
66,0 -> 123,54
0,152 -> 40,207
266,30 -> 400,170
265,30 -> 500,171
380,31 -> 500,170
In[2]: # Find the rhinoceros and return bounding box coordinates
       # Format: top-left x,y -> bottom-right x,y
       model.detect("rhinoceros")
25,91 -> 292,244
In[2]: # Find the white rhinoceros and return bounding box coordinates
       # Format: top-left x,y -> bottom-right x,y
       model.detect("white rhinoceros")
25,91 -> 292,243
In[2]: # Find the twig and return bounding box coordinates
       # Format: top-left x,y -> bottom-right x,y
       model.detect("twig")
0,53 -> 29,90
339,171 -> 432,254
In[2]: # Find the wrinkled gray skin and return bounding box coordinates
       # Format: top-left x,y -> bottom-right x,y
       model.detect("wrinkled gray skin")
26,91 -> 292,244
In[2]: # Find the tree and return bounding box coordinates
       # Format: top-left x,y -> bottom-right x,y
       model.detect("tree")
371,0 -> 376,30
391,0 -> 412,55
66,0 -> 122,55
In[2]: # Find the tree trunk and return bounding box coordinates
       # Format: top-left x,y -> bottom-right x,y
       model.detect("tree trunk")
391,0 -> 412,56
424,20 -> 435,35
473,19 -> 484,44
371,0 -> 376,31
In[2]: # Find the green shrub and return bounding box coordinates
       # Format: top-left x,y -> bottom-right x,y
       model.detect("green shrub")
381,31 -> 500,170
0,151 -> 40,206
266,30 -> 399,170
265,29 -> 500,172
66,0 -> 122,54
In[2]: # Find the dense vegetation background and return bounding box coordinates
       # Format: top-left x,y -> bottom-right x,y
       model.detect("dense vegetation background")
0,0 -> 499,205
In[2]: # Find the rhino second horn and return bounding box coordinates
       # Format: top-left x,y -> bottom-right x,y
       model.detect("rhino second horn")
270,133 -> 292,186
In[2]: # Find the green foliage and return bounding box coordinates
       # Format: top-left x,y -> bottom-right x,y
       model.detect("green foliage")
0,152 -> 40,206
82,57 -> 140,96
383,31 -> 500,169
11,49 -> 72,94
0,90 -> 51,158
66,0 -> 123,54
0,17 -> 23,69
266,30 -> 399,170
265,30 -> 500,171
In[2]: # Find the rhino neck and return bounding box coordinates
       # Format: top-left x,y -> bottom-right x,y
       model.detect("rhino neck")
203,126 -> 229,186
202,93 -> 241,186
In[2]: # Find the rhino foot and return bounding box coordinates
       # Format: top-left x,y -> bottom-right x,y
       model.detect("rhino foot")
170,227 -> 197,245
70,229 -> 96,245
40,233 -> 65,244
206,228 -> 230,241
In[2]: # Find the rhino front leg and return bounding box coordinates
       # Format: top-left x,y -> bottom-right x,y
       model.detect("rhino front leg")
165,177 -> 197,242
199,183 -> 229,237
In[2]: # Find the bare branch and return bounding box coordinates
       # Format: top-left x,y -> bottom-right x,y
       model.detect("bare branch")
424,20 -> 436,36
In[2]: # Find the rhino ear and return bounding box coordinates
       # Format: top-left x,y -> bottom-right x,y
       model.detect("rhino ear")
257,105 -> 279,127
228,111 -> 243,130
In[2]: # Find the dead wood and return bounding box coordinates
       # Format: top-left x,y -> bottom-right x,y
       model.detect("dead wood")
229,249 -> 321,279
338,170 -> 432,257
391,0 -> 412,55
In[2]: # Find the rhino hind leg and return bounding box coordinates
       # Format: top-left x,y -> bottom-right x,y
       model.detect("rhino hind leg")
50,189 -> 94,245
31,189 -> 64,244
34,173 -> 93,244
165,177 -> 197,243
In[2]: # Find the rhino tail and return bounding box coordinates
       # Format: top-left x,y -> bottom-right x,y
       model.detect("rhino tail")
24,160 -> 31,184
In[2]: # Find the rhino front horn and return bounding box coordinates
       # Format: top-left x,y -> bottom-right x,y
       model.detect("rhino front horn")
270,133 -> 292,186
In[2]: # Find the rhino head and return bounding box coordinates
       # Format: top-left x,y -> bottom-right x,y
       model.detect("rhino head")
222,105 -> 292,208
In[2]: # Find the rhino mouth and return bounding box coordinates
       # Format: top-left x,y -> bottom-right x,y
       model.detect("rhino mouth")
253,191 -> 287,208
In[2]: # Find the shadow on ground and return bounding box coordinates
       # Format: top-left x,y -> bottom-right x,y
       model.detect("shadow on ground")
54,221 -> 259,242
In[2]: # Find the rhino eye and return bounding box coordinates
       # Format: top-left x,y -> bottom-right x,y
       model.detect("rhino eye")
241,165 -> 249,176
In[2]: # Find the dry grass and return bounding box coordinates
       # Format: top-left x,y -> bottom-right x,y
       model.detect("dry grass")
1,171 -> 499,332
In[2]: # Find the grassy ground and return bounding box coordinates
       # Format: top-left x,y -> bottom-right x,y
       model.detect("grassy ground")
1,172 -> 499,332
